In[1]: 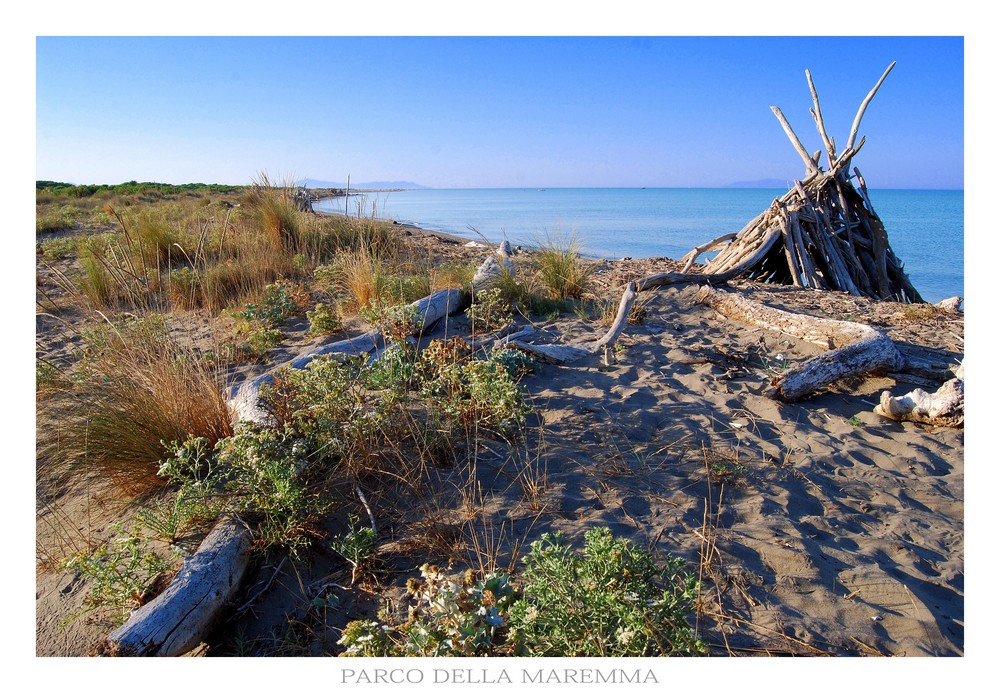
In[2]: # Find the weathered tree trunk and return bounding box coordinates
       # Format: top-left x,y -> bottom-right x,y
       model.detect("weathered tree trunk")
694,285 -> 904,401
875,361 -> 964,427
102,516 -> 252,656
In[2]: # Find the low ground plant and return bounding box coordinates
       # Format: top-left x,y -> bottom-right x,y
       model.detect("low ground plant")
331,515 -> 378,584
339,565 -> 516,656
307,302 -> 342,336
467,287 -> 514,332
420,354 -> 530,433
61,526 -> 175,625
507,528 -> 704,656
215,422 -> 326,557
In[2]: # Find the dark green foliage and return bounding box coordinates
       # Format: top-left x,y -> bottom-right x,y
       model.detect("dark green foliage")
507,528 -> 704,656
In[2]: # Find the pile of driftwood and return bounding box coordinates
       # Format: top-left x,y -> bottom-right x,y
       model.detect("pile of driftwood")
681,62 -> 922,303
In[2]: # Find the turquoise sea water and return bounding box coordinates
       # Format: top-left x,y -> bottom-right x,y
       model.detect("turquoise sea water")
315,188 -> 963,304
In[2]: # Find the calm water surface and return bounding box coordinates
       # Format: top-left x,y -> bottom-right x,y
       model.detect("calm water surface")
316,188 -> 963,304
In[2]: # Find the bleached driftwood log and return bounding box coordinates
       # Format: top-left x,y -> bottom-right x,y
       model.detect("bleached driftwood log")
935,296 -> 963,313
504,282 -> 638,364
694,285 -> 904,401
875,361 -> 964,427
103,516 -> 252,656
679,233 -> 737,273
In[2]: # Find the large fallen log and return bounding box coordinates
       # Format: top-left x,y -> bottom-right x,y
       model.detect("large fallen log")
875,361 -> 964,427
694,285 -> 904,401
102,516 -> 252,656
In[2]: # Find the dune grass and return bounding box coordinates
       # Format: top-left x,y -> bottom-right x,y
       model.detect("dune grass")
37,316 -> 234,496
532,230 -> 594,300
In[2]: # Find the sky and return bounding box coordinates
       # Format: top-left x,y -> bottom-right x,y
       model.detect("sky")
35,35 -> 964,189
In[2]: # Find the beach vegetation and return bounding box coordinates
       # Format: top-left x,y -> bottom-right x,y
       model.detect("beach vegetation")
61,525 -> 175,625
37,235 -> 78,261
36,205 -> 80,233
330,515 -> 378,584
532,230 -> 594,300
306,302 -> 343,336
338,528 -> 701,657
507,528 -> 704,656
467,286 -> 514,332
36,315 -> 234,495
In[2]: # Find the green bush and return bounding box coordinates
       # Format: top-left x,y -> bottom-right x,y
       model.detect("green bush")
467,287 -> 514,332
214,422 -> 324,557
507,528 -> 704,656
421,354 -> 529,433
307,302 -> 342,336
61,526 -> 174,625
235,280 -> 308,327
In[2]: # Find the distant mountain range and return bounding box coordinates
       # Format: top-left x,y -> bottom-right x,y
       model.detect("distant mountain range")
298,178 -> 428,190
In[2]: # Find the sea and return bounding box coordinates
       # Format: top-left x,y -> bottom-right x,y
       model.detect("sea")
315,188 -> 964,304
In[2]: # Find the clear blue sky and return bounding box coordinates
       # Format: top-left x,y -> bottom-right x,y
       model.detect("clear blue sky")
35,36 -> 963,189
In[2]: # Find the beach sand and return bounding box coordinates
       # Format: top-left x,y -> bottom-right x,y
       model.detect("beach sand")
35,226 -> 964,657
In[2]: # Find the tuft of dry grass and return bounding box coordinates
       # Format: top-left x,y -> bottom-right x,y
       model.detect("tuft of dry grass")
243,173 -> 301,252
37,316 -> 234,496
532,230 -> 595,300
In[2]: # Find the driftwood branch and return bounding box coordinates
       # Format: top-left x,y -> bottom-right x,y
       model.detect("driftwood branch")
505,282 -> 638,364
771,105 -> 820,177
680,233 -> 736,272
103,516 -> 253,656
806,70 -> 838,168
846,62 -> 895,153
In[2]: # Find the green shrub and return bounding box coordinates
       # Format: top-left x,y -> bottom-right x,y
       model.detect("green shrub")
37,236 -> 77,260
307,302 -> 342,336
36,206 -> 79,233
331,515 -> 377,583
421,354 -> 529,433
214,422 -> 325,557
363,344 -> 418,392
61,526 -> 174,625
259,356 -> 402,476
490,347 -> 537,379
507,528 -> 704,656
467,287 -> 514,332
235,280 -> 308,327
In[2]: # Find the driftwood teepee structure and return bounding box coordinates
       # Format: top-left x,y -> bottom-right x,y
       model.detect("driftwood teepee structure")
683,62 -> 923,303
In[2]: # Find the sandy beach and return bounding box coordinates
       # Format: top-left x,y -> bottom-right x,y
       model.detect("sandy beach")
35,222 -> 964,657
